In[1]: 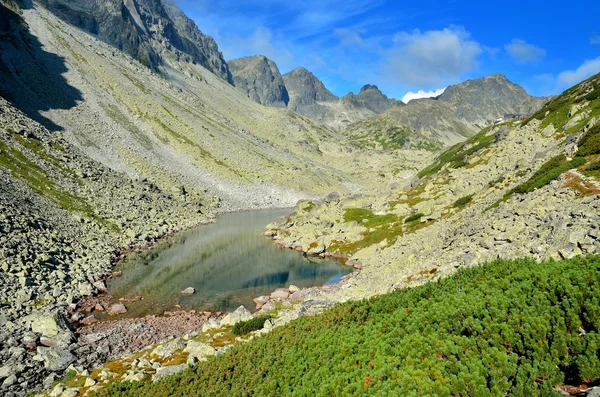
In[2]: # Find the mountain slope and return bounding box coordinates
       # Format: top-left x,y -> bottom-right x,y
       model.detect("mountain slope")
0,2 -> 430,212
344,74 -> 548,150
38,0 -> 232,82
272,72 -> 600,300
229,55 -> 289,108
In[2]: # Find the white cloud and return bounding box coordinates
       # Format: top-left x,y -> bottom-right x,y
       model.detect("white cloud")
334,28 -> 365,47
401,88 -> 446,103
504,39 -> 546,64
381,26 -> 482,87
221,26 -> 294,69
591,35 -> 600,45
557,57 -> 600,87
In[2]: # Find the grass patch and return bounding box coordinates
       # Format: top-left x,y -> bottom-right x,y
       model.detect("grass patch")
404,212 -> 424,223
342,208 -> 398,228
96,255 -> 600,397
453,194 -> 473,208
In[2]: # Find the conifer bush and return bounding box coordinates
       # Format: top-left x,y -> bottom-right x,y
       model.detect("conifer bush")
231,315 -> 272,336
97,255 -> 600,397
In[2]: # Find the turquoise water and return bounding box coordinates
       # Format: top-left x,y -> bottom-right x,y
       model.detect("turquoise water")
106,209 -> 351,316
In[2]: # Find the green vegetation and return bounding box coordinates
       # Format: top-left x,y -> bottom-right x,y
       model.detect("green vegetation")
232,315 -> 273,336
343,208 -> 398,228
417,126 -> 495,179
490,155 -> 587,210
404,212 -> 424,223
576,123 -> 600,156
453,194 -> 473,208
97,255 -> 600,396
524,73 -> 600,133
585,160 -> 600,176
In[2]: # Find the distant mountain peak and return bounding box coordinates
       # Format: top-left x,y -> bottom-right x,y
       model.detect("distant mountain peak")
229,55 -> 289,108
359,84 -> 380,93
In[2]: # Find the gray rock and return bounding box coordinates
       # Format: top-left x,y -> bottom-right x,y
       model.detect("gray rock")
183,341 -> 214,364
152,364 -> 186,381
36,346 -> 76,371
220,306 -> 252,327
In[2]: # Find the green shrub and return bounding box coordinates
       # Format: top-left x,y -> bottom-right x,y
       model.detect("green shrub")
585,87 -> 600,101
453,194 -> 473,208
510,155 -> 586,195
404,212 -> 424,223
231,315 -> 272,336
587,160 -> 600,171
576,123 -> 600,156
96,256 -> 600,396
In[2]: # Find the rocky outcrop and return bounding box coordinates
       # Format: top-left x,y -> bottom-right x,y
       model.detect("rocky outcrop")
37,0 -> 232,82
229,55 -> 289,108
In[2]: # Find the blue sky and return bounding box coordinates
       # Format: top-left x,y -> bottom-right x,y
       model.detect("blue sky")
176,0 -> 600,101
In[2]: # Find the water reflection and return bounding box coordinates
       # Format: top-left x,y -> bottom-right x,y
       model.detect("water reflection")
107,209 -> 351,316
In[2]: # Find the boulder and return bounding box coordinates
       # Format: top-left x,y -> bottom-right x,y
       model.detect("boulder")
184,341 -> 215,364
269,288 -> 290,300
180,287 -> 195,295
92,280 -> 107,292
220,306 -> 252,327
152,365 -> 186,381
29,312 -> 73,347
151,338 -> 185,358
253,296 -> 269,310
288,285 -> 300,293
36,346 -> 76,371
81,315 -> 99,325
107,303 -> 127,315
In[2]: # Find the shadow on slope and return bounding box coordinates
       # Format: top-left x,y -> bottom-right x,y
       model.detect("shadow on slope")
0,1 -> 82,131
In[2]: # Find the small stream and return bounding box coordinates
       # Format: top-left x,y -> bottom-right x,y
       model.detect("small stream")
105,209 -> 351,317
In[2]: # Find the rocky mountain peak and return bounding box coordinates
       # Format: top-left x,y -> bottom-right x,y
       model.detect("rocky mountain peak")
37,0 -> 232,82
283,67 -> 338,112
342,84 -> 402,114
359,84 -> 380,93
229,55 -> 289,108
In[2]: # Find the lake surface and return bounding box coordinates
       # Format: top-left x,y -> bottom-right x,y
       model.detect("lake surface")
106,209 -> 352,317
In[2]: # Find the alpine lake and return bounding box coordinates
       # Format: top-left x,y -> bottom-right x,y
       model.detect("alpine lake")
104,209 -> 352,317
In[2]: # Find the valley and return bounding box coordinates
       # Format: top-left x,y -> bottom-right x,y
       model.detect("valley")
0,0 -> 599,396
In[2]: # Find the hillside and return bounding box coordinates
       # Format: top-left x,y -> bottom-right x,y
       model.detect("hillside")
97,255 -> 600,396
0,1 -> 426,212
41,74 -> 600,397
38,0 -> 231,81
344,74 -> 548,150
268,72 -> 600,299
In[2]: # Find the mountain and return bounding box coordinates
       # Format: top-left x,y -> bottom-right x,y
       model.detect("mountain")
281,67 -> 402,129
283,67 -> 338,114
229,55 -> 289,108
37,0 -> 232,82
436,73 -> 549,127
341,84 -> 403,114
344,74 -> 549,150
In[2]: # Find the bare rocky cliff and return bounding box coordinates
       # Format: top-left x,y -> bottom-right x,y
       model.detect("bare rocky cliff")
37,0 -> 232,82
229,55 -> 289,108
